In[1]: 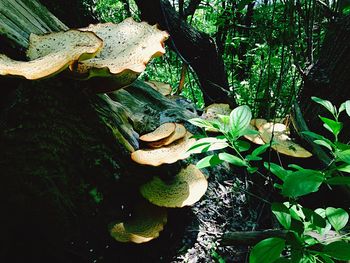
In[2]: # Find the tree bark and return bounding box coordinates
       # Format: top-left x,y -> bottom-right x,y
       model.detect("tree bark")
135,0 -> 235,107
296,15 -> 350,142
0,1 -> 198,261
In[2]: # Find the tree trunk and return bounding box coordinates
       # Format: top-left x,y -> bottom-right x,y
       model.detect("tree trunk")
0,1 -> 198,261
296,15 -> 350,142
135,0 -> 235,107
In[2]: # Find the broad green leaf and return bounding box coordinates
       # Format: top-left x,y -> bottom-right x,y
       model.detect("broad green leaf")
326,176 -> 350,185
264,162 -> 289,181
196,154 -> 223,169
302,131 -> 334,147
234,140 -> 250,152
312,96 -> 335,115
218,153 -> 247,167
245,154 -> 262,161
319,116 -> 343,137
302,207 -> 326,228
336,149 -> 350,164
336,164 -> 350,173
272,203 -> 291,229
286,202 -> 305,221
187,137 -> 229,154
287,164 -> 304,171
249,237 -> 285,263
282,170 -> 324,198
325,207 -> 349,231
188,118 -> 214,129
314,139 -> 332,151
229,105 -> 252,137
251,143 -> 270,157
323,241 -> 350,260
334,141 -> 350,151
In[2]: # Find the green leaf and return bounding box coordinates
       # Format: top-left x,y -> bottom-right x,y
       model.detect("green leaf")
287,164 -> 304,171
218,153 -> 247,167
323,241 -> 350,260
325,207 -> 349,231
188,118 -> 214,129
272,203 -> 291,229
251,143 -> 270,157
319,116 -> 343,137
229,105 -> 252,137
312,96 -> 335,115
326,176 -> 350,185
249,237 -> 285,263
234,140 -> 250,152
336,149 -> 350,165
187,137 -> 229,154
282,170 -> 324,198
196,154 -> 223,169
302,207 -> 327,228
264,162 -> 289,181
246,155 -> 262,161
336,164 -> 350,173
314,139 -> 333,151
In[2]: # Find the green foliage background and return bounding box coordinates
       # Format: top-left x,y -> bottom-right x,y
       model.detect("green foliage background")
91,0 -> 330,115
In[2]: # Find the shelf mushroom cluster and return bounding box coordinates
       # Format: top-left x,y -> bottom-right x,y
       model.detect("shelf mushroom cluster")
0,18 -> 169,93
116,122 -> 208,244
245,118 -> 312,158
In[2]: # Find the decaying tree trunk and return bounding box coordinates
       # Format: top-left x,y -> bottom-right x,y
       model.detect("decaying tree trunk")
135,0 -> 235,107
0,1 -> 198,261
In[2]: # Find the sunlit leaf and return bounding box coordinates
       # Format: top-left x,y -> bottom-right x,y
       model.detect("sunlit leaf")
249,237 -> 285,263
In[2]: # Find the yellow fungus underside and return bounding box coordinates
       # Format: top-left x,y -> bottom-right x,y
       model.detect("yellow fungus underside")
140,164 -> 208,207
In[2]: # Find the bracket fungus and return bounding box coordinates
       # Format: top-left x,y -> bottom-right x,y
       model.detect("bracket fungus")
259,122 -> 312,158
202,103 -> 231,120
243,123 -> 265,145
140,164 -> 208,207
131,132 -> 195,166
69,18 -> 169,91
0,30 -> 103,80
110,201 -> 167,243
139,122 -> 176,142
148,123 -> 187,148
145,80 -> 172,96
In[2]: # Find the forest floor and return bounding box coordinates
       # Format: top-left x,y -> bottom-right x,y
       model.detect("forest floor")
172,163 -> 258,263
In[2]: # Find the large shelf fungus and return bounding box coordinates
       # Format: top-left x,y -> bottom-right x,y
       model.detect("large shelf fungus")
139,122 -> 176,142
0,30 -> 103,80
139,164 -> 208,208
69,18 -> 169,92
259,122 -> 312,158
110,201 -> 167,244
131,131 -> 195,166
148,123 -> 187,148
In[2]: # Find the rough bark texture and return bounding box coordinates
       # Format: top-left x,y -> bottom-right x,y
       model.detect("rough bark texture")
297,14 -> 350,142
135,0 -> 235,107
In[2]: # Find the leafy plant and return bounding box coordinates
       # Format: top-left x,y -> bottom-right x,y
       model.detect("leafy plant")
188,97 -> 350,262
